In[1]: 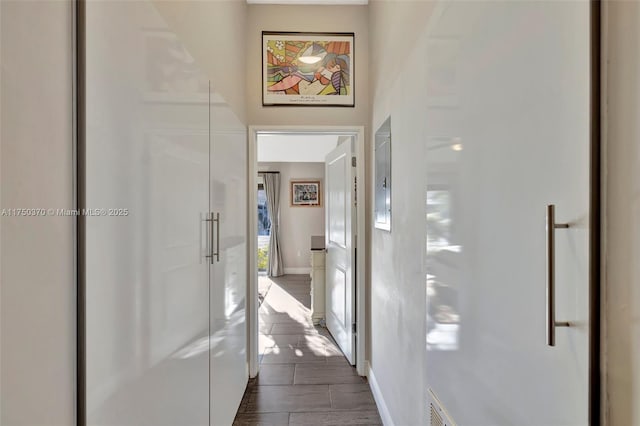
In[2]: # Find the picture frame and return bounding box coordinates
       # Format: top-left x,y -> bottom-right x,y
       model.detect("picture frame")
290,180 -> 322,207
262,31 -> 354,107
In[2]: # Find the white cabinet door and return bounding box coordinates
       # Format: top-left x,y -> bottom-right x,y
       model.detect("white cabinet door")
325,138 -> 356,364
424,2 -> 590,424
85,2 -> 210,424
209,121 -> 248,425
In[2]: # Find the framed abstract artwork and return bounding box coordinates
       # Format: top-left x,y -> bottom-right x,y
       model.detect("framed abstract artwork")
290,180 -> 322,207
262,32 -> 354,107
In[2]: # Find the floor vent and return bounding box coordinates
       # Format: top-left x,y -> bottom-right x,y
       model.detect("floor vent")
428,389 -> 456,426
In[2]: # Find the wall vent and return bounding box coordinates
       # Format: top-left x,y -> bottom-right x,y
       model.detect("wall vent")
430,403 -> 444,426
428,389 -> 456,426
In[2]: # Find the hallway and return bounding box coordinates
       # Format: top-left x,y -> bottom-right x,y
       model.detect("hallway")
6,0 -> 634,424
233,275 -> 381,425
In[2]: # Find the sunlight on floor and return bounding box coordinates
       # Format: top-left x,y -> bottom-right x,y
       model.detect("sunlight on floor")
257,276 -> 328,357
234,274 -> 381,425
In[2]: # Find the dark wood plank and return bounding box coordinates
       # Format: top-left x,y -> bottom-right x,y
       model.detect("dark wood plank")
245,385 -> 331,413
289,410 -> 382,426
233,412 -> 290,426
329,384 -> 378,411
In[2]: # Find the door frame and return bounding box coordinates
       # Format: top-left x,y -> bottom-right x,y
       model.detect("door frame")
247,125 -> 367,377
589,1 -> 602,424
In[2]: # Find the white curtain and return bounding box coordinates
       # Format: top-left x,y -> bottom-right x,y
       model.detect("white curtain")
262,173 -> 284,277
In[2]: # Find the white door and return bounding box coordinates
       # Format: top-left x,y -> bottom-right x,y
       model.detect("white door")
325,138 -> 356,364
209,126 -> 248,426
424,2 -> 591,424
85,1 -> 210,424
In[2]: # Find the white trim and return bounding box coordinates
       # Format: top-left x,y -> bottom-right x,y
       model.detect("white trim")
367,361 -> 394,426
248,125 -> 367,379
354,128 -> 366,376
283,267 -> 311,275
248,129 -> 259,378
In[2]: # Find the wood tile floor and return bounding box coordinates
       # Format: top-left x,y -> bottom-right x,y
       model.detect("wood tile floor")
234,274 -> 382,426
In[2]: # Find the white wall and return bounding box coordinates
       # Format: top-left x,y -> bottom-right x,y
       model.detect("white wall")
603,2 -> 640,424
154,0 -> 248,123
367,3 -> 435,424
259,162 -> 325,273
368,0 -> 436,109
246,4 -> 369,127
0,1 -> 75,424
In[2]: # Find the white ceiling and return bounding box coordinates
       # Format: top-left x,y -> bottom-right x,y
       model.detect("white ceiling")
257,134 -> 341,163
247,0 -> 367,4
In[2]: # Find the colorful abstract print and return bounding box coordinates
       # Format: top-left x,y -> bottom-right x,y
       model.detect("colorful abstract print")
266,39 -> 351,97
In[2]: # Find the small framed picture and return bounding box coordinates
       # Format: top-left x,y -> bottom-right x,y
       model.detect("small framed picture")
262,31 -> 354,107
291,180 -> 322,207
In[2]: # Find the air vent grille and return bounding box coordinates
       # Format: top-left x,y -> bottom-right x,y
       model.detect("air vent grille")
428,389 -> 456,426
430,402 -> 444,426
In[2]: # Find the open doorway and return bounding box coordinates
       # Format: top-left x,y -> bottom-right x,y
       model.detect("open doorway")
256,177 -> 270,279
247,126 -> 367,381
257,134 -> 333,278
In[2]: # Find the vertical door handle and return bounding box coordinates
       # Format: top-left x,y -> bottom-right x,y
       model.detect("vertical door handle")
205,212 -> 214,264
546,204 -> 571,346
213,212 -> 220,263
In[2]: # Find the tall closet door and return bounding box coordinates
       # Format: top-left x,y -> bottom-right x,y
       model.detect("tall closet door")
85,1 -> 210,424
424,2 -> 591,425
208,104 -> 249,425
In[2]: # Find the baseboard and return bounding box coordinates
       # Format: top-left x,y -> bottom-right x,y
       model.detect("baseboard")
284,267 -> 311,275
367,361 -> 395,426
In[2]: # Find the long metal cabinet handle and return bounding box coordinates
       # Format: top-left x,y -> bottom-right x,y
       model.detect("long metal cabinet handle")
213,212 -> 220,263
546,204 -> 571,346
205,213 -> 214,264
